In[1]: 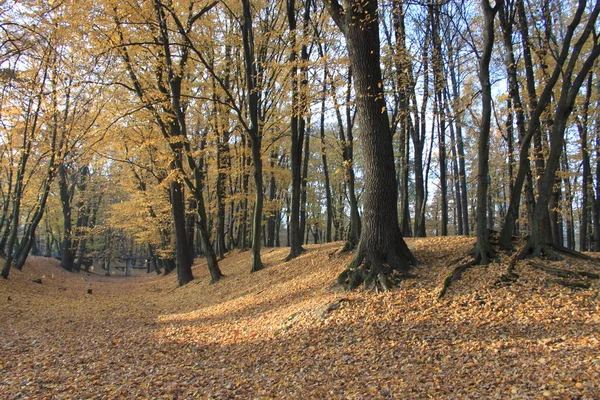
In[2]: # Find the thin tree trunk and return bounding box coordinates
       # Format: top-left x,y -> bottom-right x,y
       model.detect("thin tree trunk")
242,0 -> 264,273
475,0 -> 501,263
300,126 -> 310,244
579,73 -> 593,251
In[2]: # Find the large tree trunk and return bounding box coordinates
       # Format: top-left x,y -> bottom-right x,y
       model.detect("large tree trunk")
325,0 -> 416,291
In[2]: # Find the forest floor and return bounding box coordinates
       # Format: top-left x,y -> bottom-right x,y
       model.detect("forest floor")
1,237 -> 600,399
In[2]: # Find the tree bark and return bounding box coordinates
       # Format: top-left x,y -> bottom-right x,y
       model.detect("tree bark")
324,0 -> 416,290
242,0 -> 264,273
475,0 -> 502,264
579,73 -> 593,251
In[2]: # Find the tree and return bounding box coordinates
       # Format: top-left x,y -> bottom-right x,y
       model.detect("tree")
324,0 -> 416,290
499,0 -> 600,255
526,0 -> 600,256
474,0 -> 502,264
110,0 -> 223,285
286,0 -> 311,260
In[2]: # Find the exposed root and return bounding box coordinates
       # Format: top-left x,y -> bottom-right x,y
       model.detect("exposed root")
548,243 -> 600,264
437,257 -> 477,299
529,262 -> 586,279
337,249 -> 413,291
547,279 -> 591,289
438,236 -> 599,297
530,244 -> 562,261
339,241 -> 356,253
284,246 -> 306,262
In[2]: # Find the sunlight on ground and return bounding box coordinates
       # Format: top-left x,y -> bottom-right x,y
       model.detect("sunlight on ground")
1,238 -> 600,399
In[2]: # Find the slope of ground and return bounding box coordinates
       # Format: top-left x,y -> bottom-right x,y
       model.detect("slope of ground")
1,237 -> 599,399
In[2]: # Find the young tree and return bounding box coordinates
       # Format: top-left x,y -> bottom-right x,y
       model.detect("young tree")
475,0 -> 502,264
324,0 -> 416,290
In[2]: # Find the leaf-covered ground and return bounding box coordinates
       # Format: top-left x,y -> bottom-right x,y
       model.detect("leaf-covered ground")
1,237 -> 600,399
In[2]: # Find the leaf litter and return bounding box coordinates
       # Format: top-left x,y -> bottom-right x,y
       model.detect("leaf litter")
1,237 -> 599,399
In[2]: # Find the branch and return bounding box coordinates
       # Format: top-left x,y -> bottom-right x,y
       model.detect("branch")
323,0 -> 346,34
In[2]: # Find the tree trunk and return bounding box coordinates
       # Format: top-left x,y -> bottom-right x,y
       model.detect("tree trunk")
319,68 -> 334,242
300,126 -> 310,244
58,165 -> 75,272
242,0 -> 264,273
475,0 -> 501,264
170,178 -> 194,286
579,73 -> 593,251
325,0 -> 416,291
430,1 -> 448,236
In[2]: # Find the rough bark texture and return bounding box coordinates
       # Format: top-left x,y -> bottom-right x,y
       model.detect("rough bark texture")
325,0 -> 416,290
475,0 -> 501,264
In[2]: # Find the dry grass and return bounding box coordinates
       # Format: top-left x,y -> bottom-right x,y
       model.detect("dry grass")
1,237 -> 599,399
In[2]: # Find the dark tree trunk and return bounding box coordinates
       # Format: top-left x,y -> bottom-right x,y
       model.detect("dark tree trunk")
58,165 -> 75,272
242,0 -> 264,273
498,1 -> 528,248
475,0 -> 501,264
0,167 -> 13,256
300,127 -> 310,244
325,0 -> 416,290
446,30 -> 469,236
331,65 -> 360,248
430,2 -> 448,236
286,0 -> 304,259
170,179 -> 194,286
579,73 -> 593,251
286,0 -> 311,259
412,22 -> 429,238
267,154 -> 278,247
447,98 -> 463,235
319,67 -> 334,242
390,0 -> 412,237
561,147 -> 575,250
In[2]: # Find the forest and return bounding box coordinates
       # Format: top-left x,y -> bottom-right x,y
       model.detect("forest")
2,0 -> 600,398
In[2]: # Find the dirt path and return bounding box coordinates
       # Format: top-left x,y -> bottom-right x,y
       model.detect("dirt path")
1,238 -> 600,399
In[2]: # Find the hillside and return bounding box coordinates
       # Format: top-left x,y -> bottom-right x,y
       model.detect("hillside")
1,237 -> 600,399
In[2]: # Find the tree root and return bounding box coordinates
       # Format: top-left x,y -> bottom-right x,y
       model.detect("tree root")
437,258 -> 477,299
337,250 -> 412,291
529,262 -> 599,280
547,279 -> 591,289
284,246 -> 306,262
339,240 -> 356,253
438,237 -> 599,298
548,243 -> 600,264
